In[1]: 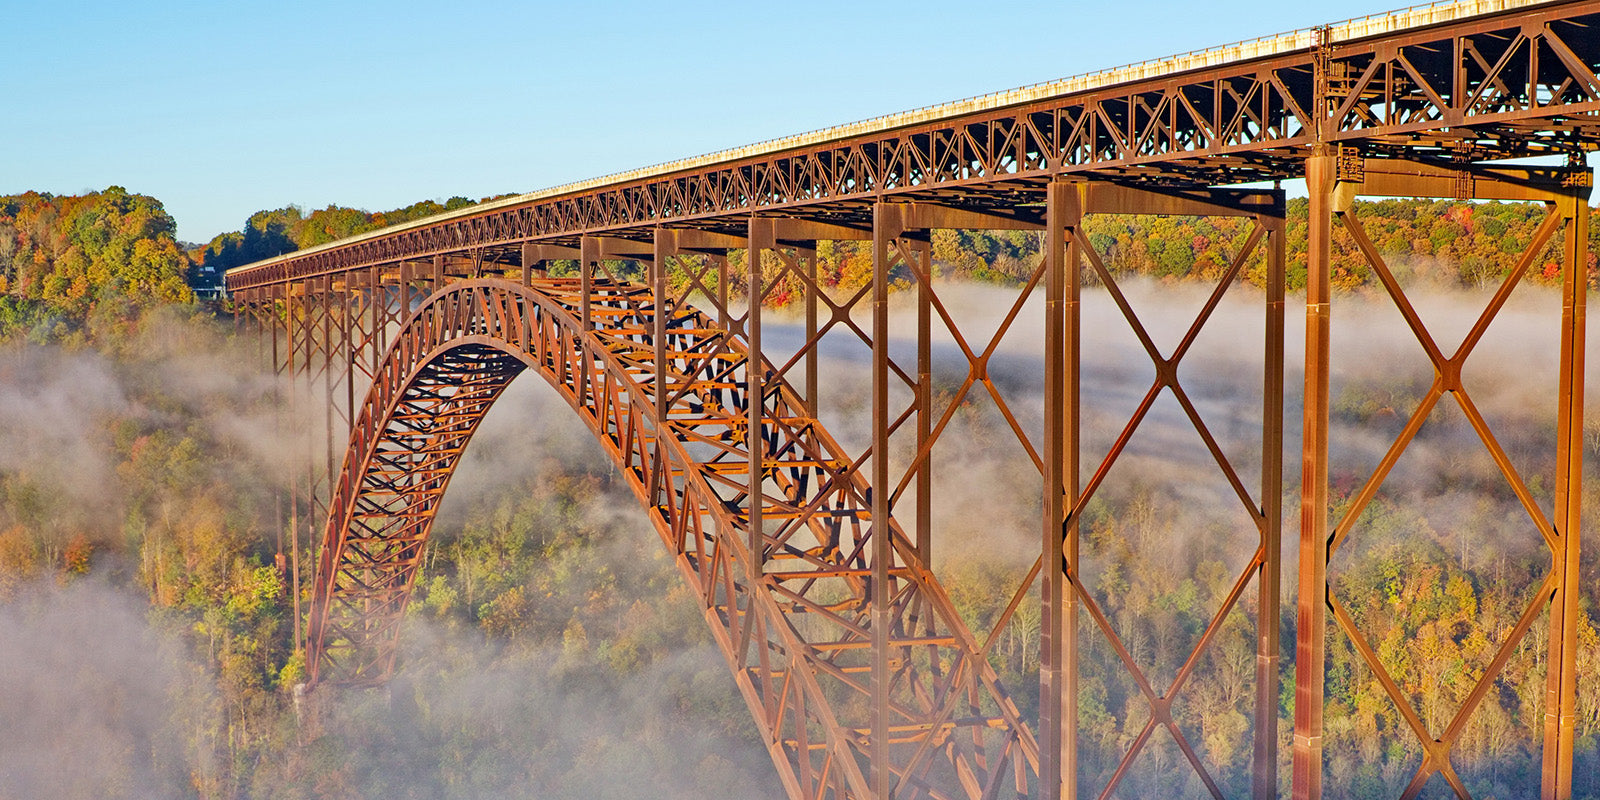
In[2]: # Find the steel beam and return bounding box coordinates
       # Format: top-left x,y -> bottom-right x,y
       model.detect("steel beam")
748,218 -> 770,572
1294,150 -> 1335,800
1257,211 -> 1286,800
1041,178 -> 1082,800
870,201 -> 897,800
1544,188 -> 1588,800
914,238 -> 932,568
651,229 -> 673,424
520,243 -> 537,286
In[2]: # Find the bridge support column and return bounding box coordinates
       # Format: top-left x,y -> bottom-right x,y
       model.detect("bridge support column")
870,202 -> 902,799
243,285 -> 303,654
1033,183 -> 1284,799
1257,211 -> 1286,800
1294,150 -> 1335,800
916,237 -> 932,571
286,273 -> 341,666
320,274 -> 339,489
397,260 -> 413,323
865,203 -> 947,796
338,273 -> 356,444
1292,156 -> 1591,800
578,237 -> 597,334
578,235 -> 655,410
578,237 -> 600,410
275,280 -> 305,654
651,230 -> 673,426
803,246 -> 819,416
1545,187 -> 1587,800
749,219 -> 773,571
1041,178 -> 1082,800
366,265 -> 386,380
519,243 -> 535,288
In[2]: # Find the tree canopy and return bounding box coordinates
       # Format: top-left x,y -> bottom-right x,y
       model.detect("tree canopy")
195,197 -> 478,274
0,187 -> 194,338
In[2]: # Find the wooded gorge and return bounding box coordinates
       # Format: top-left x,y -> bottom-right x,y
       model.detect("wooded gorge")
1,187 -> 1597,798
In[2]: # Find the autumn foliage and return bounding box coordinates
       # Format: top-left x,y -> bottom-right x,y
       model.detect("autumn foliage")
2,187 -> 1598,798
0,188 -> 195,339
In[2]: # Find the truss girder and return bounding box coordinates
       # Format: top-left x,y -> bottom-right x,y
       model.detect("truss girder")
227,2 -> 1600,293
1293,156 -> 1591,800
306,278 -> 1039,800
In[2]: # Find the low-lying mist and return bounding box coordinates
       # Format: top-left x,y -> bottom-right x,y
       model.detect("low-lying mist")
0,577 -> 217,800
755,275 -> 1596,798
0,306 -> 786,799
757,276 -> 1581,571
1,273 -> 1595,799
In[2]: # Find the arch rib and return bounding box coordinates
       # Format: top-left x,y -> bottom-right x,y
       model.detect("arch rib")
308,277 -> 1039,799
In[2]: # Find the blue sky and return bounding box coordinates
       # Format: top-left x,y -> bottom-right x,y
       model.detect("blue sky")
5,0 -> 1412,243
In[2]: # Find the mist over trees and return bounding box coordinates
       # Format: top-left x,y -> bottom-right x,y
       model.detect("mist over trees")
0,187 -> 1597,797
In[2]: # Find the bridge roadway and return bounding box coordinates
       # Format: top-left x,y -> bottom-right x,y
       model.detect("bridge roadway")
227,2 -> 1600,799
225,0 -> 1598,289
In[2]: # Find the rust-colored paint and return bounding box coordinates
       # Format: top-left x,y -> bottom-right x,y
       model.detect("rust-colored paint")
221,2 -> 1600,798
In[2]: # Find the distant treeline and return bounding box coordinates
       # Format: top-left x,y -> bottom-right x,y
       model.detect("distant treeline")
0,190 -> 494,339
193,197 -> 481,273
4,186 -> 1596,341
929,196 -> 1591,292
193,194 -> 1599,302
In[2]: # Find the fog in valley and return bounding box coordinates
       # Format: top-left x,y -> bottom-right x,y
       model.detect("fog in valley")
2,272 -> 1596,799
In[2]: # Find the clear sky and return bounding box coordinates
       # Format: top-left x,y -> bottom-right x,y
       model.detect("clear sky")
5,0 -> 1414,244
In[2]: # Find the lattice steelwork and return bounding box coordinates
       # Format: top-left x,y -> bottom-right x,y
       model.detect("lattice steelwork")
227,2 -> 1600,293
1295,157 -> 1592,800
303,276 -> 1037,798
225,2 -> 1600,798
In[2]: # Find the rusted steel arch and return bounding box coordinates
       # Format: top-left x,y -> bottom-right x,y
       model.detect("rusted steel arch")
305,341 -> 522,681
307,277 -> 1040,800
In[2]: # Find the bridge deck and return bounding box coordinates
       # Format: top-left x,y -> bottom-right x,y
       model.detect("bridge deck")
226,0 -> 1600,292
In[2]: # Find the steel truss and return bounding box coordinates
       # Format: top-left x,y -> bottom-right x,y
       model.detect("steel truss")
1296,156 -> 1592,800
302,270 -> 1041,799
1038,184 -> 1287,800
227,2 -> 1600,293
222,1 -> 1600,798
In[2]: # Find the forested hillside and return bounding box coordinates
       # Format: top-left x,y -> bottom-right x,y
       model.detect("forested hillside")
1,188 -> 1597,799
194,198 -> 480,275
0,187 -> 194,340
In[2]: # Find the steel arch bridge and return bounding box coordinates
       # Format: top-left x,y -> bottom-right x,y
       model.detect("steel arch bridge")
307,275 -> 1039,797
227,2 -> 1600,798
